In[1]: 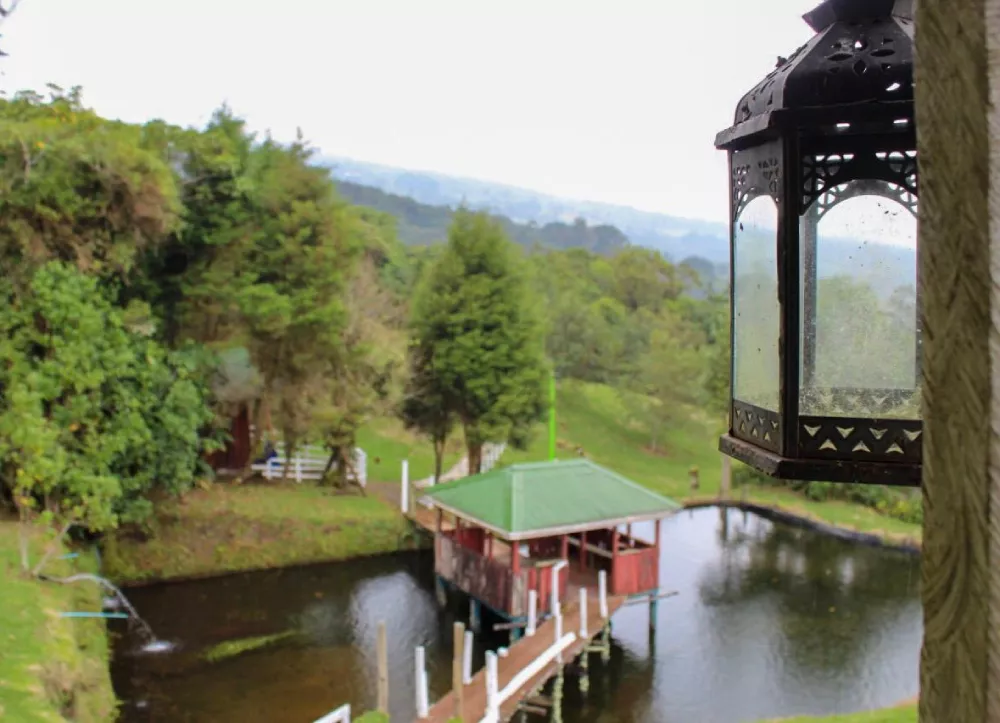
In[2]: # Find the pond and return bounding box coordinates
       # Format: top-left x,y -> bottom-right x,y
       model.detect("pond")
110,507 -> 921,723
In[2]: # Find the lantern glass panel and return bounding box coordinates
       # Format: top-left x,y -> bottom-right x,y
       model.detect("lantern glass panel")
733,195 -> 780,412
799,181 -> 919,419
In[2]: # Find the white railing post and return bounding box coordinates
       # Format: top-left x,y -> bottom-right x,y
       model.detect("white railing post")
295,456 -> 302,483
579,588 -> 588,637
599,570 -> 609,619
554,613 -> 564,664
527,589 -> 537,637
415,645 -> 429,719
401,460 -> 409,513
265,457 -> 274,480
463,629 -> 474,684
312,703 -> 351,723
485,651 -> 499,722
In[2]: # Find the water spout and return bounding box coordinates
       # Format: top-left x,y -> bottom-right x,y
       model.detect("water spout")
41,572 -> 176,653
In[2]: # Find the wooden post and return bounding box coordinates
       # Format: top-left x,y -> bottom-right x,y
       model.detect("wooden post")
452,621 -> 465,720
580,531 -> 588,570
376,622 -> 389,714
610,527 -> 619,593
720,454 -> 732,500
654,519 -> 661,590
579,588 -> 588,637
527,589 -> 537,636
688,466 -> 699,492
598,570 -> 608,618
914,1 -> 1000,719
560,534 -> 568,560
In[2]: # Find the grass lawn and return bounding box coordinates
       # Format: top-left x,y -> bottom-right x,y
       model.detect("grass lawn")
0,521 -> 116,722
103,484 -> 414,585
356,416 -> 464,483
501,380 -> 922,547
761,702 -> 917,722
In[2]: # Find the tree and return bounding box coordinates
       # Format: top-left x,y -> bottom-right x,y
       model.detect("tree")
634,303 -> 709,452
312,257 -> 405,490
409,210 -> 548,473
0,88 -> 180,290
0,263 -> 214,532
233,135 -> 363,471
400,346 -> 455,483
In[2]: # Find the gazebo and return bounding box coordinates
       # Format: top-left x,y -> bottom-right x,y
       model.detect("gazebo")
422,459 -> 680,636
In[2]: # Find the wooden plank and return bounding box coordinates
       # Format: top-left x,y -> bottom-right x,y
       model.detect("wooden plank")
422,595 -> 626,723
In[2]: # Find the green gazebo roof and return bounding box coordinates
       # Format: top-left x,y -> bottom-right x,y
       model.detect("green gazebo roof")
422,459 -> 681,541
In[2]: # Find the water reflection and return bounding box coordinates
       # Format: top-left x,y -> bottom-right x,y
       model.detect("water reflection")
112,508 -> 921,723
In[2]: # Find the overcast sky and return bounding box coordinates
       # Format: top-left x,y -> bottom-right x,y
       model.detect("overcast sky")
2,0 -> 821,224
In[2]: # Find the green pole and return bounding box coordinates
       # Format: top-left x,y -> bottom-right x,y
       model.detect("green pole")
549,370 -> 557,461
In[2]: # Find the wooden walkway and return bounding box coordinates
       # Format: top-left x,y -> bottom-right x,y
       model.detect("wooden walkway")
423,595 -> 626,723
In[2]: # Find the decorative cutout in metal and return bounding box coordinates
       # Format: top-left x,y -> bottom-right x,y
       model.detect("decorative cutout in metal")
801,151 -> 918,213
735,4 -> 913,126
799,417 -> 922,464
732,400 -> 781,454
732,142 -> 783,221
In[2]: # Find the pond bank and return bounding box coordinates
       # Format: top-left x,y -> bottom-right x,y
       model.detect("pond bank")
102,484 -> 419,586
0,521 -> 117,722
760,700 -> 918,722
683,497 -> 921,553
103,479 -> 921,589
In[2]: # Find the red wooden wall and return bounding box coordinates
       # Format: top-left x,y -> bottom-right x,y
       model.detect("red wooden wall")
612,546 -> 659,596
207,405 -> 251,471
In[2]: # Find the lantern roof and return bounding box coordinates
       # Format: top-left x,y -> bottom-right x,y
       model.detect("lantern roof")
717,0 -> 913,149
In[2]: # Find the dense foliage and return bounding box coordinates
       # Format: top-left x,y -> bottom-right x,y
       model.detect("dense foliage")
0,89 -> 403,530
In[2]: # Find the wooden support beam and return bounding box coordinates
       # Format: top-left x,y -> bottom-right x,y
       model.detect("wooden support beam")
452,621 -> 465,720
492,620 -> 529,632
518,704 -> 548,716
623,590 -> 678,607
376,621 -> 388,714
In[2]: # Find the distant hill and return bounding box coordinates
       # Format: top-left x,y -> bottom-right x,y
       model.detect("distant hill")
325,157 -> 918,296
335,180 -> 630,254
324,156 -> 730,264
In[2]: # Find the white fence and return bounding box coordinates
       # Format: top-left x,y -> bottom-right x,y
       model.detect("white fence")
481,443 -> 505,474
252,443 -> 367,487
312,704 -> 350,723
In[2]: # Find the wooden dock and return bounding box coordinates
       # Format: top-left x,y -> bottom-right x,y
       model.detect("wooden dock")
423,595 -> 626,723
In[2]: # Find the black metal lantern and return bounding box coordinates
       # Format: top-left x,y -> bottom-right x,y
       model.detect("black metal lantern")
716,0 -> 920,486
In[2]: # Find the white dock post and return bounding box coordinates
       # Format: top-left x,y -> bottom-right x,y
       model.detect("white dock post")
550,565 -> 560,614
527,589 -> 537,637
463,630 -> 474,684
579,588 -> 588,637
415,645 -> 429,718
598,570 -> 609,618
485,651 -> 499,721
401,460 -> 409,513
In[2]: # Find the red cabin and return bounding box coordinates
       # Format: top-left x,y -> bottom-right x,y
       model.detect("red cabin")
422,459 -> 680,625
